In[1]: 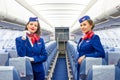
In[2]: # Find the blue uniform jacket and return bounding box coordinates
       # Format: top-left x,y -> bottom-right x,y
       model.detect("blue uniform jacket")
77,34 -> 105,58
15,36 -> 48,72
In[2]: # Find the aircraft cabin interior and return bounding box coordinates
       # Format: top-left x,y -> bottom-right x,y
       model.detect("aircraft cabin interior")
0,0 -> 120,80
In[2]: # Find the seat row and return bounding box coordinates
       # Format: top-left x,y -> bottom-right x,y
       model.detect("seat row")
0,40 -> 57,80
66,40 -> 120,80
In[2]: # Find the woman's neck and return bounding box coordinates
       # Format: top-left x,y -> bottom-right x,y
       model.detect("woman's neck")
85,30 -> 92,34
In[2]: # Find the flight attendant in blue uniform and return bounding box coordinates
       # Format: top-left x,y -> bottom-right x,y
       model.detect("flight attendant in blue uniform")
77,15 -> 105,80
15,17 -> 48,80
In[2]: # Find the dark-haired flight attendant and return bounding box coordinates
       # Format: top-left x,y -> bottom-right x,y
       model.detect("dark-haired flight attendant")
77,15 -> 105,80
15,17 -> 47,80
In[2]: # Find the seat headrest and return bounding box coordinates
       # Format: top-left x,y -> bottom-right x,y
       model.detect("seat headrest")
9,57 -> 33,77
80,58 -> 106,75
92,65 -> 115,80
0,66 -> 21,80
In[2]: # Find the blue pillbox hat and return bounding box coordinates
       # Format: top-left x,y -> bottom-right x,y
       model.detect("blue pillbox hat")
79,15 -> 90,23
29,17 -> 38,22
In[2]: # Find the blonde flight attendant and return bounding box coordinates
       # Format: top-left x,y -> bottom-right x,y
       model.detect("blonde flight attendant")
77,15 -> 105,80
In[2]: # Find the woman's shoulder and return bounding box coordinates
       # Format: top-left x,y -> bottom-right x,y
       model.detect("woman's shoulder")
16,36 -> 22,40
39,37 -> 43,40
92,34 -> 100,41
92,34 -> 100,38
39,37 -> 45,42
15,36 -> 27,42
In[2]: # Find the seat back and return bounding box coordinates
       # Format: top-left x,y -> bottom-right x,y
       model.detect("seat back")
9,57 -> 33,80
86,65 -> 120,80
0,52 -> 9,66
7,49 -> 18,58
117,59 -> 120,68
80,58 -> 106,75
107,52 -> 120,65
79,58 -> 106,80
0,66 -> 21,80
93,65 -> 115,80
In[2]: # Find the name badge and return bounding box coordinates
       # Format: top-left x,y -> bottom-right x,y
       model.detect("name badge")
86,40 -> 90,43
37,42 -> 41,44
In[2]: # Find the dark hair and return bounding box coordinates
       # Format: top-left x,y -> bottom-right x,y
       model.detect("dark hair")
25,21 -> 41,35
87,19 -> 95,30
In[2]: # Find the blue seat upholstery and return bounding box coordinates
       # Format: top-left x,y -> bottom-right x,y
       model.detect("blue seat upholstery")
44,41 -> 57,76
7,49 -> 18,58
117,59 -> 120,68
66,41 -> 78,80
0,52 -> 9,66
106,52 -> 120,65
86,65 -> 120,80
0,66 -> 21,80
79,58 -> 106,80
9,57 -> 33,80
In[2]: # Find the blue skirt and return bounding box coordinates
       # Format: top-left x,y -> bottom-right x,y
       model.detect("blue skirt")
33,71 -> 45,80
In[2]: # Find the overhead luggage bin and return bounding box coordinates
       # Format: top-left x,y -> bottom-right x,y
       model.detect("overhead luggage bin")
94,3 -> 120,24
